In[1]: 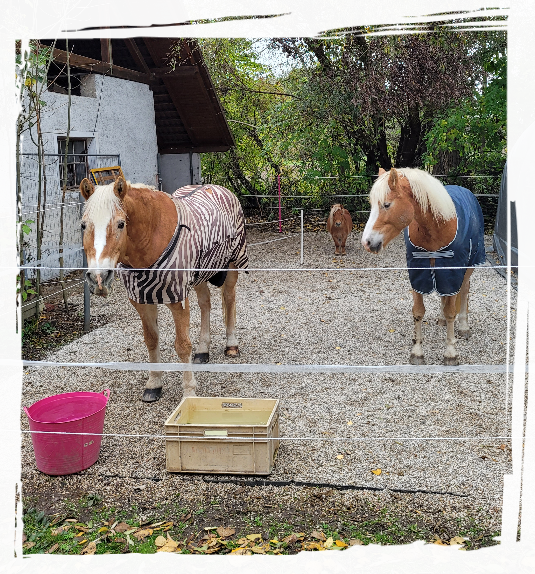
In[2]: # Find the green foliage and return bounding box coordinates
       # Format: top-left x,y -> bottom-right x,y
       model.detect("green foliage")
423,53 -> 506,175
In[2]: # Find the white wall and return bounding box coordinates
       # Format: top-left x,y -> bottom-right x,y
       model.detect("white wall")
159,152 -> 201,194
19,74 -> 159,282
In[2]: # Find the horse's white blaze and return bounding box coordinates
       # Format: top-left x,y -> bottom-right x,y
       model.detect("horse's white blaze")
92,220 -> 111,266
362,203 -> 383,248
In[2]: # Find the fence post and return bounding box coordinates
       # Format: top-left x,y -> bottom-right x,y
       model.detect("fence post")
300,209 -> 304,265
80,195 -> 90,333
278,174 -> 282,233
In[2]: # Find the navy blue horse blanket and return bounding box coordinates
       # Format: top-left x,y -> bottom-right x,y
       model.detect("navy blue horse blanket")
403,185 -> 485,296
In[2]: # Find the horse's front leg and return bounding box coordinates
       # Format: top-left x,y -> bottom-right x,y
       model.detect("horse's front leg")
410,290 -> 426,365
193,282 -> 211,363
167,299 -> 197,397
457,268 -> 474,339
222,263 -> 240,357
129,300 -> 163,403
442,295 -> 459,365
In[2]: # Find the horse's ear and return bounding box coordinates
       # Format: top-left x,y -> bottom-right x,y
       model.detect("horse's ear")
388,168 -> 398,189
80,178 -> 94,200
114,177 -> 128,200
378,167 -> 386,176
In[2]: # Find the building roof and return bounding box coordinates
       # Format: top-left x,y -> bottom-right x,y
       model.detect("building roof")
39,38 -> 234,154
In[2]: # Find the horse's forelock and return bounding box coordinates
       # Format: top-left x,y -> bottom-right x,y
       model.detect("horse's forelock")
370,168 -> 455,221
82,182 -> 124,224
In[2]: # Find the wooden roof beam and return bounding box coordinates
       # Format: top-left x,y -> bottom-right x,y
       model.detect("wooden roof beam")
108,0 -> 150,74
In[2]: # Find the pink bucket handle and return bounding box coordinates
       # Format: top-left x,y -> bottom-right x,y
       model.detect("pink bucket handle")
102,389 -> 111,402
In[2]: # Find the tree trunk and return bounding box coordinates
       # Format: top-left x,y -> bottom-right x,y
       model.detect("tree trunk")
395,104 -> 422,167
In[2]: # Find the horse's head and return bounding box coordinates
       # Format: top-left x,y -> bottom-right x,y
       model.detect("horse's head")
80,177 -> 129,296
330,204 -> 346,228
362,167 -> 414,253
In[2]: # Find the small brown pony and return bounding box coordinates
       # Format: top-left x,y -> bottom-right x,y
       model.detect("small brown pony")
327,204 -> 353,255
79,177 -> 248,402
362,167 -> 485,366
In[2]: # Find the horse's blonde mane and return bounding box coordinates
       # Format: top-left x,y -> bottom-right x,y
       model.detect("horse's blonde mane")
370,168 -> 456,221
83,182 -> 124,222
83,181 -> 159,221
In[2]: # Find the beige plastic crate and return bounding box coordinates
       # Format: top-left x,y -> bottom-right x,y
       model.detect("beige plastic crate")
164,397 -> 280,475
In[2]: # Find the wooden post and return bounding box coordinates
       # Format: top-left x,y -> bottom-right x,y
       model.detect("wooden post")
98,0 -> 112,64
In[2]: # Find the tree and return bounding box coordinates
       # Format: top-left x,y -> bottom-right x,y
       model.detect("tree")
271,30 -> 477,173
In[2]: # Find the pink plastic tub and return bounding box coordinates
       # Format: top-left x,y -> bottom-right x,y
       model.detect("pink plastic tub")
24,390 -> 110,476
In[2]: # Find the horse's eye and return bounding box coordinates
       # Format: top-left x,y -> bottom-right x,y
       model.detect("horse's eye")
118,221 -> 125,229
383,202 -> 391,209
81,221 -> 86,230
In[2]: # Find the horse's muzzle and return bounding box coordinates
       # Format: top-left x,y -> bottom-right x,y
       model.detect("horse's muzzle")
363,239 -> 382,254
86,269 -> 114,297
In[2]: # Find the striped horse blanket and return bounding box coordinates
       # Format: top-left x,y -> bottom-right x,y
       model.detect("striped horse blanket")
403,185 -> 485,296
118,185 -> 248,304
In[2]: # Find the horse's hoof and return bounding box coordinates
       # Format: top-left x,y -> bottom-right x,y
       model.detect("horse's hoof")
437,318 -> 447,326
409,354 -> 425,365
224,346 -> 240,358
193,353 -> 209,364
443,356 -> 459,366
457,329 -> 471,339
142,387 -> 162,402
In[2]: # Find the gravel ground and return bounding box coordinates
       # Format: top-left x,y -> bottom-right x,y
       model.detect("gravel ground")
21,228 -> 515,535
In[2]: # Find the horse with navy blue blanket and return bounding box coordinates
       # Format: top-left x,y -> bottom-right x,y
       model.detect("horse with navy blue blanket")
362,167 -> 485,366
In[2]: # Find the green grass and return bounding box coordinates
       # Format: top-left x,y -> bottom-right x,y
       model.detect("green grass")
0,506 -> 535,574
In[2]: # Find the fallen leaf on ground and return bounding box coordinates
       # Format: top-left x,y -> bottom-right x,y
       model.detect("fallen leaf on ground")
227,548 -> 252,568
217,527 -> 235,538
114,522 -> 130,533
98,527 -> 108,534
305,560 -> 323,574
323,558 -> 344,574
23,541 -> 35,550
155,536 -> 167,547
450,536 -> 466,554
349,539 -> 363,546
325,537 -> 334,548
371,468 -> 382,475
395,546 -> 424,561
310,531 -> 326,541
336,454 -> 344,459
433,539 -> 447,546
431,546 -> 451,564
246,534 -> 262,541
347,421 -> 353,425
133,528 -> 153,541
157,534 -> 179,553
251,545 -> 265,554
80,541 -> 97,555
46,543 -> 58,554
149,522 -> 165,528
304,542 -> 324,551
78,539 -> 88,545
335,540 -> 348,548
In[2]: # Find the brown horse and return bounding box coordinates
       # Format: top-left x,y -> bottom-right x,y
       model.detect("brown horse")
362,167 -> 485,365
327,204 -> 353,255
79,177 -> 248,402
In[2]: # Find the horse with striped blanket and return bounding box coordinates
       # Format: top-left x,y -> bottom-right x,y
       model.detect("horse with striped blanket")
362,167 -> 485,366
79,177 -> 248,402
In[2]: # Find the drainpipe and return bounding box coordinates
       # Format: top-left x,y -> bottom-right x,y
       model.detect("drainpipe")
189,151 -> 194,185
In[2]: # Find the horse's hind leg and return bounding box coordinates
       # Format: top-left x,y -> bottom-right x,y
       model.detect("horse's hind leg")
167,299 -> 197,398
193,282 -> 211,363
222,263 -> 240,357
129,300 -> 163,403
457,268 -> 473,339
410,290 -> 426,365
442,295 -> 459,365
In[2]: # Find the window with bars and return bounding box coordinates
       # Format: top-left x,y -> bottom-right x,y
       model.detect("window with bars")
57,138 -> 89,188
